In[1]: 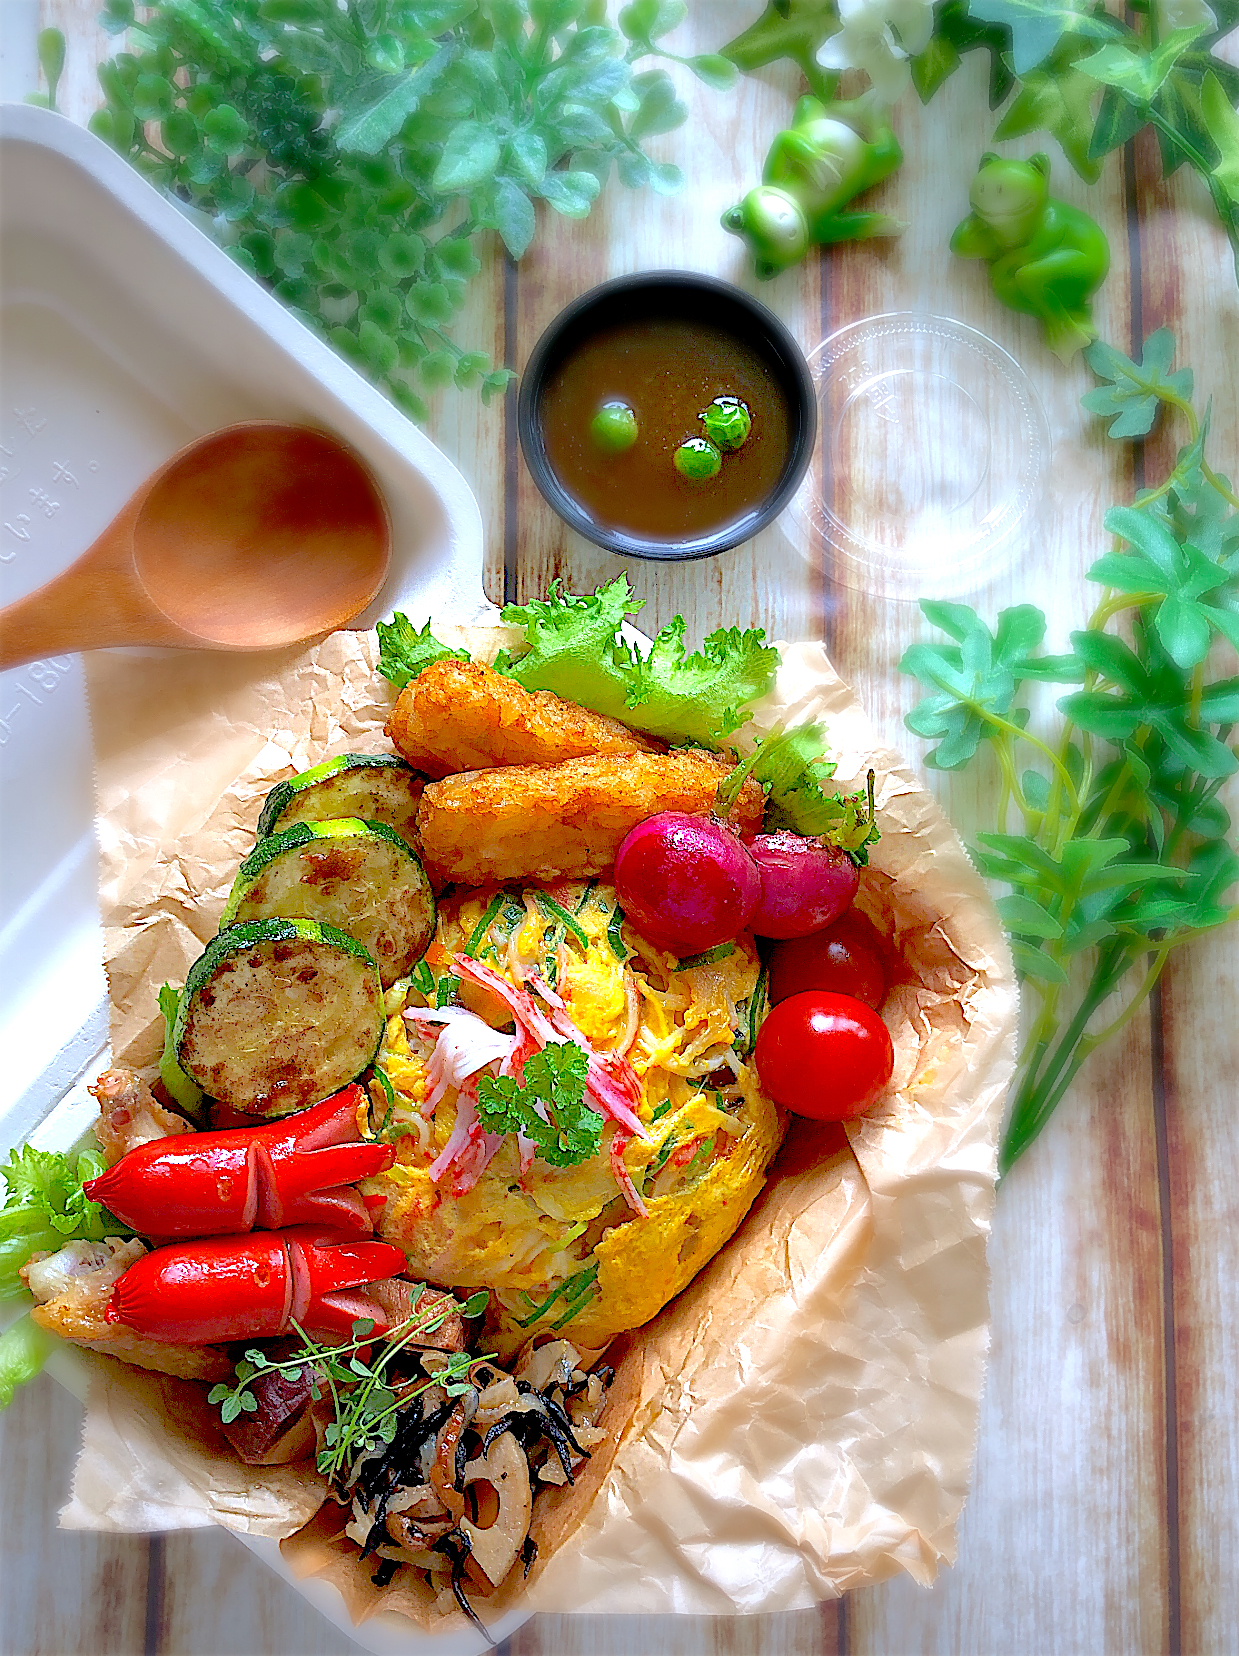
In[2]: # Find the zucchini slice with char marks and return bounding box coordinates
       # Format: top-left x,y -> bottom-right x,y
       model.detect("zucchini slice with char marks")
221,818 -> 433,989
174,919 -> 383,1118
258,754 -> 424,851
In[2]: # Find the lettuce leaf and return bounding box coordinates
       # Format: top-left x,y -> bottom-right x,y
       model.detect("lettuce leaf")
0,1314 -> 55,1408
493,577 -> 780,748
375,614 -> 470,691
1,1143 -> 129,1301
716,724 -> 880,861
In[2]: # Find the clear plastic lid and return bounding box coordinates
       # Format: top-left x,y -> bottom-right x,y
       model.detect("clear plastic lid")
784,312 -> 1050,601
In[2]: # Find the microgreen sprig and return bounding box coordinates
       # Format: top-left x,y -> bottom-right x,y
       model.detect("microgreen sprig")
208,1285 -> 490,1481
901,330 -> 1239,1172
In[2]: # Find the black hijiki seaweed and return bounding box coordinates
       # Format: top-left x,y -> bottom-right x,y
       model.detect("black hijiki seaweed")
481,1382 -> 590,1482
431,1528 -> 490,1641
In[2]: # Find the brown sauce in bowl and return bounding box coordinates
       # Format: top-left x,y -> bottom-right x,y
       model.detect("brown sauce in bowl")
537,318 -> 793,544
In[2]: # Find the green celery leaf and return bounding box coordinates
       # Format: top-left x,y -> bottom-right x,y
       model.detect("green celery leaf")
375,613 -> 470,691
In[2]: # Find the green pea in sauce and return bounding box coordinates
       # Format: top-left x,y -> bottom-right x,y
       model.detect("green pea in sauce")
538,318 -> 793,542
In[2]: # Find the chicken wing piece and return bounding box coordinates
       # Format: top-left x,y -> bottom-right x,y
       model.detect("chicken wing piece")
385,659 -> 657,779
416,749 -> 764,886
90,1067 -> 194,1165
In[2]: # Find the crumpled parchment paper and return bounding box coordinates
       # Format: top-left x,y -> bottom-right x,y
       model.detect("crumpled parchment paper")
64,626 -> 1017,1626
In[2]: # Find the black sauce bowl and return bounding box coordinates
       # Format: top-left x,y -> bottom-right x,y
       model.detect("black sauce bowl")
517,271 -> 817,562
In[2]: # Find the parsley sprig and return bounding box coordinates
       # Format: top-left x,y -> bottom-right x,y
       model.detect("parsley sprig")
208,1286 -> 489,1481
476,1042 -> 602,1168
901,332 -> 1239,1172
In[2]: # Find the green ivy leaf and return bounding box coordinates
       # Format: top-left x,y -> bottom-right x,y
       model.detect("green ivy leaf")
1201,70 -> 1239,204
1082,330 -> 1193,438
1075,25 -> 1206,103
964,0 -> 1118,76
912,0 -> 1014,106
994,43 -> 1103,181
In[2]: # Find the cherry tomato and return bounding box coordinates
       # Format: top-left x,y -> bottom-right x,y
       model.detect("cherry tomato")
767,912 -> 887,1009
754,991 -> 893,1120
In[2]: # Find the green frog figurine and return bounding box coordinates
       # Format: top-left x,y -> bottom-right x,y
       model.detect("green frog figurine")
950,153 -> 1111,363
722,94 -> 905,279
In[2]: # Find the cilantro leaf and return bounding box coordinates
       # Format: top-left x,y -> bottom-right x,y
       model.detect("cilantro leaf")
1082,330 -> 1194,438
716,725 -> 880,860
495,577 -> 780,748
375,614 -> 470,691
475,1043 -> 601,1168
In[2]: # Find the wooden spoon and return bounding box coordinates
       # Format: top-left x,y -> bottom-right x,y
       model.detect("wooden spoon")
0,424 -> 391,671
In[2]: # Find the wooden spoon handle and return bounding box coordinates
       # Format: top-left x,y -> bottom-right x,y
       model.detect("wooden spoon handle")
0,501 -> 193,671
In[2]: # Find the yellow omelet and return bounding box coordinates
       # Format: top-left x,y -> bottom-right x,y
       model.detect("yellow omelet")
364,882 -> 784,1357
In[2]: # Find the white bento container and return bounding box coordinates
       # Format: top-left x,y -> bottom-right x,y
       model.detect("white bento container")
0,104 -> 515,1655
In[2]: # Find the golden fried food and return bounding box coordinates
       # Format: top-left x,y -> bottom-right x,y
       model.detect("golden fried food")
385,658 -> 657,779
416,749 -> 764,886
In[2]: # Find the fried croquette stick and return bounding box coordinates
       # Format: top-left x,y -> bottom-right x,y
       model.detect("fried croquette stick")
416,750 -> 764,886
385,658 -> 658,779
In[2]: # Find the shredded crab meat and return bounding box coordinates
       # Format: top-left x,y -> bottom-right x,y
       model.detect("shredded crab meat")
489,961 -> 644,1144
405,1005 -> 518,1114
424,1082 -> 504,1196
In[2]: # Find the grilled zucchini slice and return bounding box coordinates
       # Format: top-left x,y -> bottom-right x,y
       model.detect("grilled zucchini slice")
220,818 -> 433,988
174,919 -> 383,1117
257,754 -> 424,849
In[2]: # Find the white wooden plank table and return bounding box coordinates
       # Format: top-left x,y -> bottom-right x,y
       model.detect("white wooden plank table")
3,4 -> 1238,1654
